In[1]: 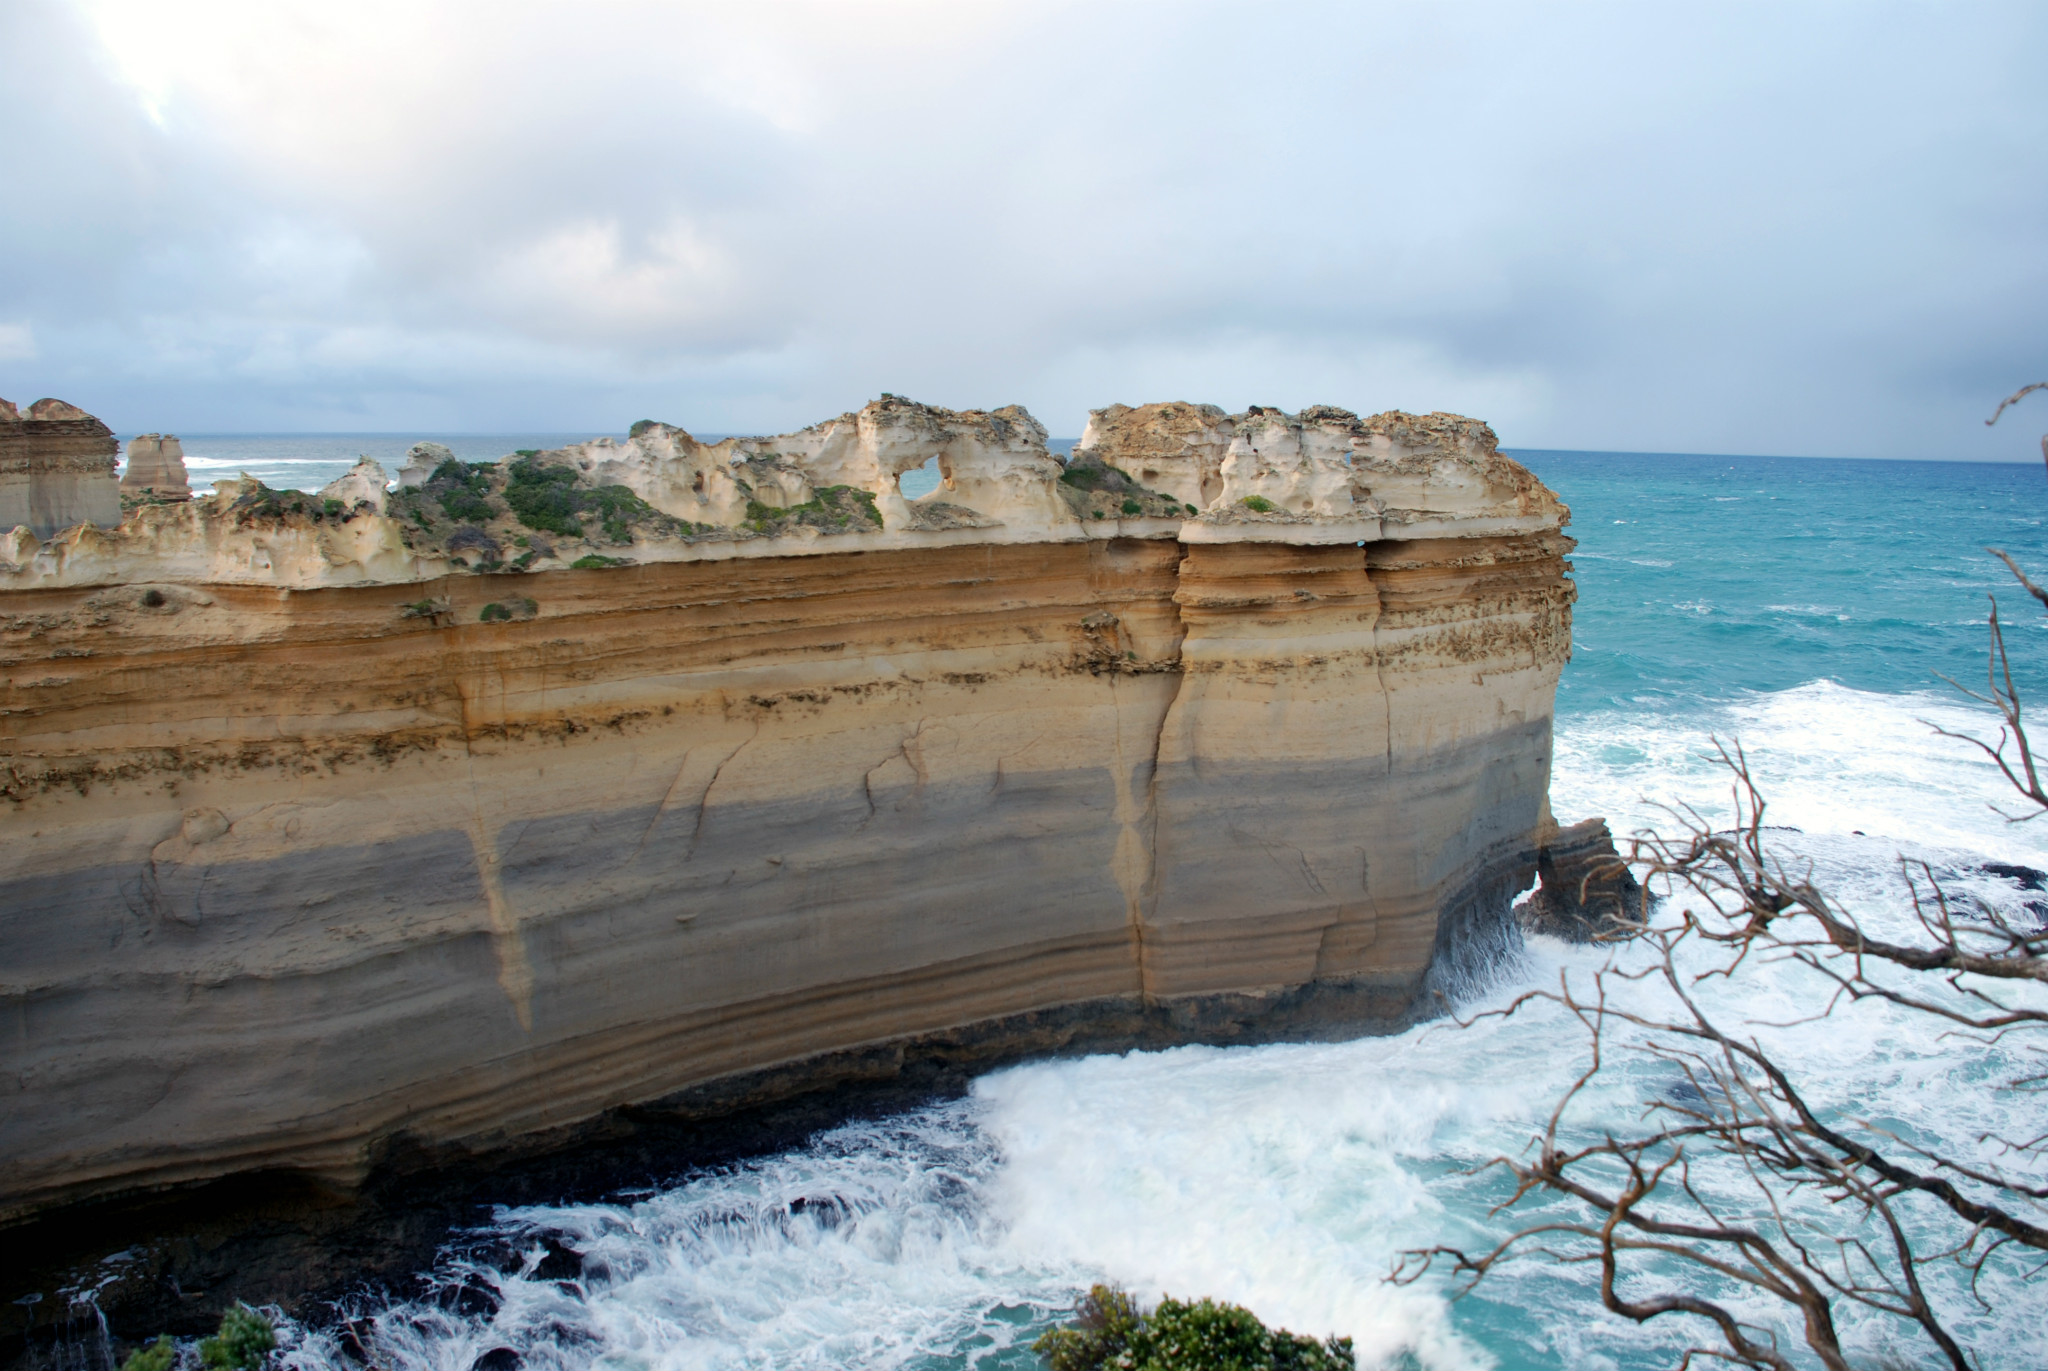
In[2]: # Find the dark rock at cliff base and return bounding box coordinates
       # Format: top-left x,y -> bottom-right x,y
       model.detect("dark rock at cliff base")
1516,817 -> 1647,942
1979,861 -> 2047,892
527,1237 -> 581,1284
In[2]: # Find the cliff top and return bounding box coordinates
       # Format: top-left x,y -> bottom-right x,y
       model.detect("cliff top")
0,395 -> 1569,591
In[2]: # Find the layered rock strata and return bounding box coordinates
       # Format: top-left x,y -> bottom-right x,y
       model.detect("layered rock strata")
0,396 -> 1574,1232
0,398 -> 121,540
119,434 -> 191,499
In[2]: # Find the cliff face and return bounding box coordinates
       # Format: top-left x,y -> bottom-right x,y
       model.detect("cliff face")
0,397 -> 1573,1226
0,398 -> 121,541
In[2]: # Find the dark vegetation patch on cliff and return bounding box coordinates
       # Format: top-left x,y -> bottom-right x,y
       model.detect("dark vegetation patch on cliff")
1057,453 -> 1193,521
742,484 -> 882,536
502,456 -> 686,543
225,483 -> 359,528
428,460 -> 496,524
478,598 -> 538,623
381,458 -> 690,570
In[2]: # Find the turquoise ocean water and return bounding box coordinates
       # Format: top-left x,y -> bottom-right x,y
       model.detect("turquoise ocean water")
1545,449 -> 2048,715
106,439 -> 2048,1369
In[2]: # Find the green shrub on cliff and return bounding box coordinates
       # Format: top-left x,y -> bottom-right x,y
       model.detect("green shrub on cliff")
431,461 -> 497,524
585,484 -> 664,542
504,456 -> 675,543
479,598 -> 538,623
504,458 -> 584,535
742,484 -> 882,535
120,1336 -> 175,1371
198,1308 -> 275,1371
1034,1284 -> 1352,1371
1238,495 -> 1276,514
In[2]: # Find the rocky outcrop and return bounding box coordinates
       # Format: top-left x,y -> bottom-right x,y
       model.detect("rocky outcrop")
0,397 -> 1567,592
0,396 -> 1576,1235
317,457 -> 390,515
119,435 -> 191,500
0,398 -> 121,539
1076,401 -> 1563,545
396,441 -> 455,489
1516,817 -> 1647,941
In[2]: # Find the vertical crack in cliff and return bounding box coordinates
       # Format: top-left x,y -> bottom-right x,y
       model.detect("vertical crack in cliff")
1106,674 -> 1155,1000
1359,545 -> 1394,960
632,747 -> 702,861
858,719 -> 929,831
1361,547 -> 1393,778
1228,823 -> 1327,896
1111,564 -> 1193,1002
687,725 -> 759,859
445,612 -> 537,1032
464,809 -> 534,1032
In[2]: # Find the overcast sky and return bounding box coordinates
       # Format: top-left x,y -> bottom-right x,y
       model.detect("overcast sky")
1,0 -> 2042,457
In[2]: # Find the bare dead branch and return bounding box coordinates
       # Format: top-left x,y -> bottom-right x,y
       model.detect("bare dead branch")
1391,548 -> 2048,1369
1985,383 -> 2048,478
1985,383 -> 2048,428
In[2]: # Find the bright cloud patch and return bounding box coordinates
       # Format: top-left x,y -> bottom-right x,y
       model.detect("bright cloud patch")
2,0 -> 2044,450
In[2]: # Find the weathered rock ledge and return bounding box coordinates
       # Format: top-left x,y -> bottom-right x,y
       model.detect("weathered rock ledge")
0,395 -> 1564,591
0,395 -> 1574,1332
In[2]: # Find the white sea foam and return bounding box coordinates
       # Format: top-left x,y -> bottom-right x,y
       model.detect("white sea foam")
267,683 -> 2045,1371
181,457 -> 350,467
1553,679 -> 2048,861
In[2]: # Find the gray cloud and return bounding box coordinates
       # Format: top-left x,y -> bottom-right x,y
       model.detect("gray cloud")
1,0 -> 2043,457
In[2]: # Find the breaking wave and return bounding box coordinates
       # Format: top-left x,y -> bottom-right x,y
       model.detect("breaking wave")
248,677 -> 2046,1371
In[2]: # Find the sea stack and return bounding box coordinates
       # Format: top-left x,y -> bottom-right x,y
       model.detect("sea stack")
1516,817 -> 1649,940
0,398 -> 121,538
119,433 -> 192,499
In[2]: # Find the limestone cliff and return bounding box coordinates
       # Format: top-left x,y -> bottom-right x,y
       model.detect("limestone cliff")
0,398 -> 120,541
0,396 -> 1574,1229
119,435 -> 192,500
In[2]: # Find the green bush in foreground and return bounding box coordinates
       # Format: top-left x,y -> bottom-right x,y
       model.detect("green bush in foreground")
1035,1284 -> 1353,1371
199,1307 -> 276,1371
120,1336 -> 175,1371
123,1308 -> 277,1371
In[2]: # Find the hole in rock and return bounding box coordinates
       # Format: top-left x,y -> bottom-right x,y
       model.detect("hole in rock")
898,456 -> 941,500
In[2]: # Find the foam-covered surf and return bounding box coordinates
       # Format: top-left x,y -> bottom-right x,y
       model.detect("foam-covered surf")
255,675 -> 2044,1371
235,451 -> 2046,1370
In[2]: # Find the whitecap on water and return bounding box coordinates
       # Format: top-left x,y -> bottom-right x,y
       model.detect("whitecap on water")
266,683 -> 2043,1371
